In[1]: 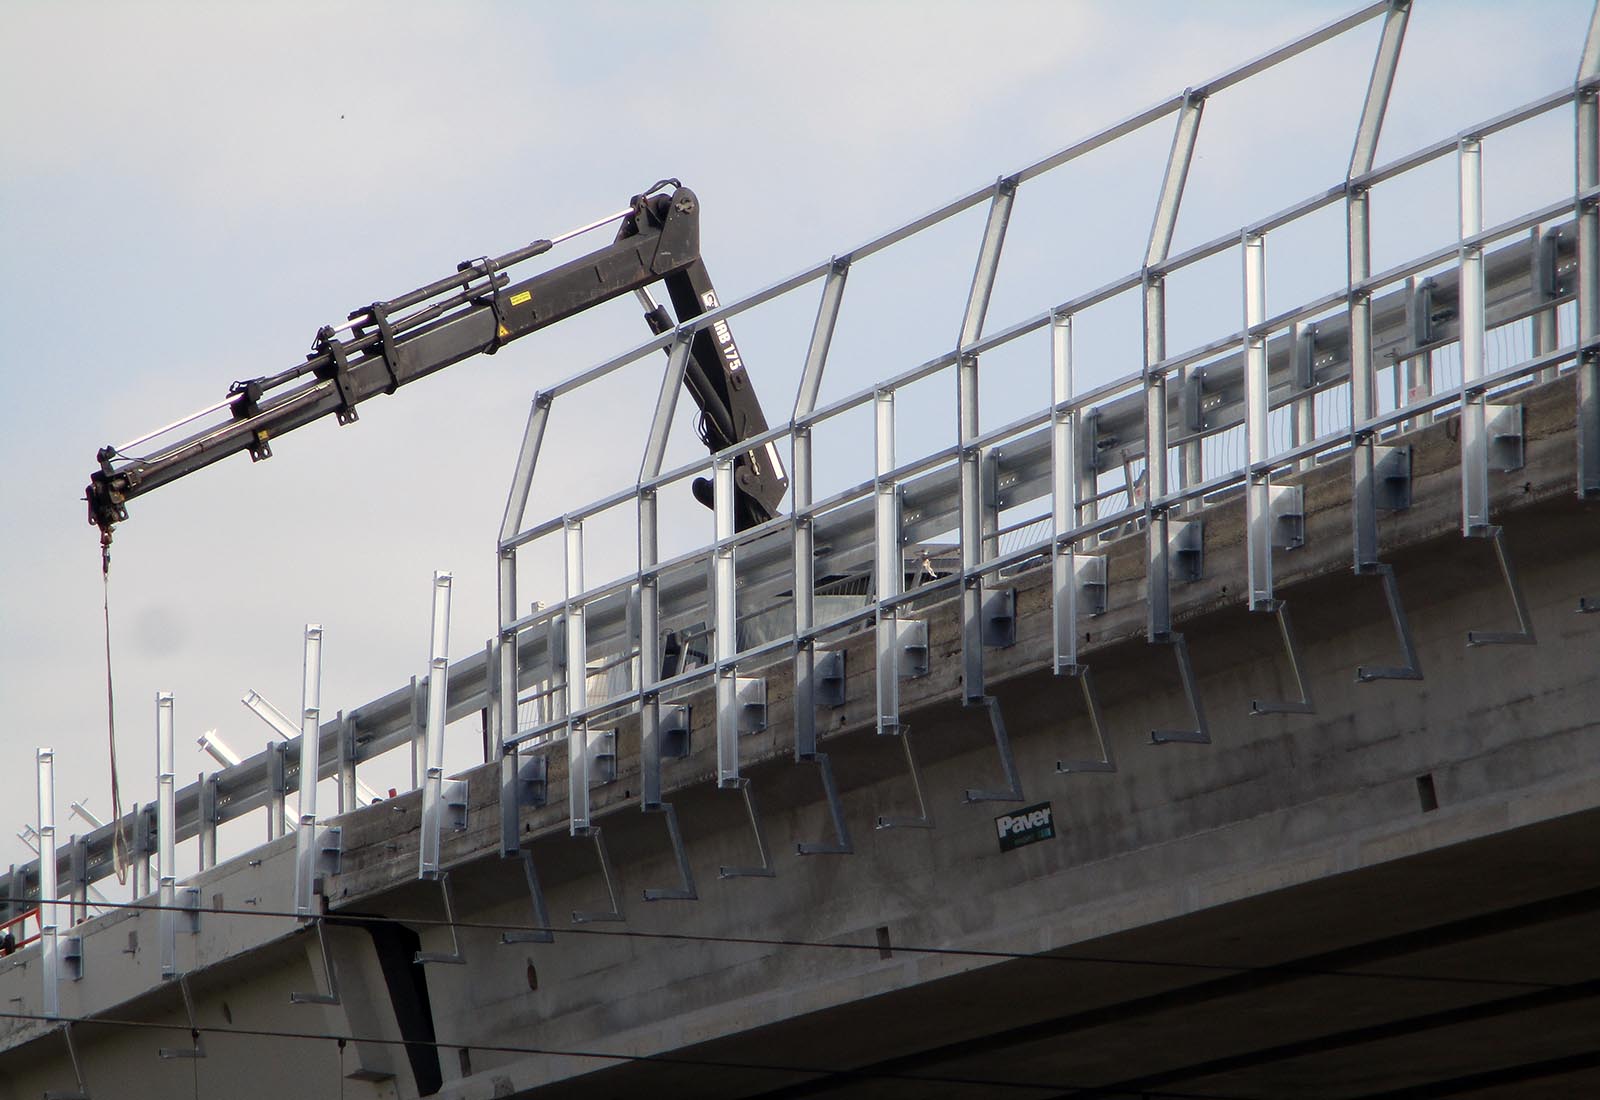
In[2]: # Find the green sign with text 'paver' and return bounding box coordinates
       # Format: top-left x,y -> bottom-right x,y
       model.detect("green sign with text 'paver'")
995,801 -> 1055,852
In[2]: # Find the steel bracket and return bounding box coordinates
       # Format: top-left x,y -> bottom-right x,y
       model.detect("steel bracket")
897,619 -> 930,678
1169,518 -> 1204,583
587,730 -> 617,787
1374,445 -> 1412,511
796,752 -> 853,856
1293,324 -> 1318,390
500,850 -> 554,945
1466,526 -> 1537,646
1149,633 -> 1211,744
60,936 -> 83,983
157,976 -> 206,1060
1056,665 -> 1116,773
1410,279 -> 1436,345
515,755 -> 548,808
875,728 -> 935,830
1250,601 -> 1316,715
1181,368 -> 1207,431
44,1024 -> 91,1100
441,779 -> 469,833
982,448 -> 1008,511
658,703 -> 692,758
814,650 -> 847,708
1075,554 -> 1108,617
963,695 -> 1025,803
1486,403 -> 1524,472
718,778 -> 777,878
736,677 -> 768,735
414,872 -> 467,965
1356,563 -> 1424,681
1269,484 -> 1305,550
641,802 -> 698,901
179,888 -> 201,935
289,918 -> 341,1005
981,588 -> 1017,648
316,825 -> 342,879
571,827 -> 625,923
1537,226 -> 1569,297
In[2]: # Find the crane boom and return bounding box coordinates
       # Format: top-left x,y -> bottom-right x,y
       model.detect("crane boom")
86,182 -> 787,540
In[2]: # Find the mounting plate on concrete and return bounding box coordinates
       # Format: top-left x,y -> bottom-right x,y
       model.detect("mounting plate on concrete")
1075,554 -> 1108,617
516,755 -> 548,809
661,704 -> 692,758
982,588 -> 1017,648
588,730 -> 618,786
737,677 -> 768,735
815,649 -> 847,708
442,779 -> 469,833
1374,445 -> 1412,511
1270,484 -> 1305,550
897,619 -> 930,678
1487,402 -> 1524,472
316,826 -> 342,878
1170,519 -> 1204,583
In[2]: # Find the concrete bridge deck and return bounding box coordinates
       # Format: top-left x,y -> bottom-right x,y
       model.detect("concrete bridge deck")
3,373 -> 1597,1099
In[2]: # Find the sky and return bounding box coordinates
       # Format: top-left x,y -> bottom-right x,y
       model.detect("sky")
0,0 -> 1592,877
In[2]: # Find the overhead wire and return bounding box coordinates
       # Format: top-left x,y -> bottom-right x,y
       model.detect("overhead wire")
0,893 -> 1561,993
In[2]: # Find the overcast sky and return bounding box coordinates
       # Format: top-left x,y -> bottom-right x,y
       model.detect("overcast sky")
1,1 -> 1591,877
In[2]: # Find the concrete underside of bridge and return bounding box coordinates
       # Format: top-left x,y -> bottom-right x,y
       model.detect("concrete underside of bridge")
3,376 -> 1598,1099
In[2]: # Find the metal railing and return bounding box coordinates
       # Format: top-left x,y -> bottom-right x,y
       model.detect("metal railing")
4,0 -> 1598,933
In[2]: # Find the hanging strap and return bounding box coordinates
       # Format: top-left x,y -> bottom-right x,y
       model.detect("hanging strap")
101,534 -> 129,886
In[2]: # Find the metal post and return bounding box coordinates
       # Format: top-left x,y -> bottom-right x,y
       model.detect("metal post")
1051,312 -> 1080,671
1460,137 -> 1490,534
409,675 -> 425,792
954,179 -> 1015,703
1144,273 -> 1172,639
419,572 -> 453,878
873,388 -> 902,734
958,351 -> 984,702
714,456 -> 741,787
157,691 -> 177,979
37,749 -> 59,1017
639,484 -> 664,802
639,333 -> 693,806
1243,232 -> 1273,607
793,260 -> 849,760
1348,0 -> 1409,568
1148,92 -> 1206,499
336,711 -> 357,813
267,743 -> 287,841
496,554 -> 520,857
199,774 -> 218,871
292,624 -> 323,918
1577,14 -> 1600,494
792,421 -> 818,758
565,522 -> 590,834
1291,320 -> 1316,471
1349,187 -> 1379,570
497,394 -> 549,853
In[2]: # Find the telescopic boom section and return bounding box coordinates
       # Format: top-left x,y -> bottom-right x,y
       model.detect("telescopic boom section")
86,183 -> 788,539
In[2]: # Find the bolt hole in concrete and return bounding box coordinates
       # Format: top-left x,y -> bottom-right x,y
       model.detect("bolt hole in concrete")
459,1048 -> 473,1076
1416,773 -> 1439,813
221,1001 -> 232,1024
526,960 -> 539,991
876,926 -> 892,959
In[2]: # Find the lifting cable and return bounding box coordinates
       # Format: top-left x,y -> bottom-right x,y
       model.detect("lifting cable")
99,533 -> 129,886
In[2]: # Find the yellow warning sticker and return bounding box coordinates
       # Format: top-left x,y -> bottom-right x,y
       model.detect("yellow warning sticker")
498,323 -> 511,338
509,290 -> 532,306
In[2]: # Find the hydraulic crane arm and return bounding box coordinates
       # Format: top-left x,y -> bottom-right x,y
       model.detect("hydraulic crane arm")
86,182 -> 787,541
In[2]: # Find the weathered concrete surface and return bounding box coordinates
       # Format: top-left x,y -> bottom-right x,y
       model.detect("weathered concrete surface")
3,375 -> 1598,1098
